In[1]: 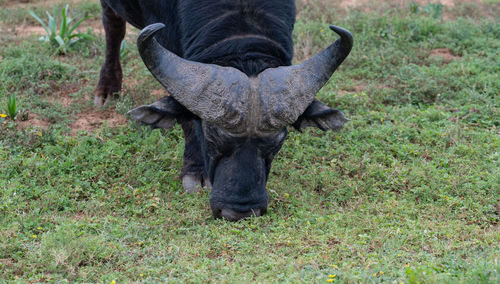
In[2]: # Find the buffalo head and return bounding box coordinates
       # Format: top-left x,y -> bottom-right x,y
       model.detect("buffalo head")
128,23 -> 353,221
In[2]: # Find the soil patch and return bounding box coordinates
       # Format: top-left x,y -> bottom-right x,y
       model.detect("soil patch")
70,108 -> 128,135
353,82 -> 367,92
429,48 -> 461,63
11,19 -> 103,37
16,112 -> 50,129
3,0 -> 40,9
48,93 -> 74,108
0,258 -> 14,267
338,81 -> 368,96
10,20 -> 140,38
151,89 -> 169,100
3,0 -> 79,9
46,83 -> 83,107
10,25 -> 46,37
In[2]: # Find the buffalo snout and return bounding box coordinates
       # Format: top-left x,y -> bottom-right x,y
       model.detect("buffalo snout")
207,140 -> 271,221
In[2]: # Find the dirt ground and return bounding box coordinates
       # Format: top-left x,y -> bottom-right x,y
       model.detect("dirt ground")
69,108 -> 128,135
429,48 -> 461,63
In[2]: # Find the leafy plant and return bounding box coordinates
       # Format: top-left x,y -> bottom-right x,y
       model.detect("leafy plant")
408,2 -> 443,18
28,4 -> 94,54
120,39 -> 130,60
423,3 -> 444,18
6,93 -> 19,120
408,2 -> 420,14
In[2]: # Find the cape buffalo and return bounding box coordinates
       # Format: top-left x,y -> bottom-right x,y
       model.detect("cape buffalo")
95,0 -> 353,221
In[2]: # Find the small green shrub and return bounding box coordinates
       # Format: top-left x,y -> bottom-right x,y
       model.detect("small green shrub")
28,4 -> 93,54
408,2 -> 444,18
422,3 -> 444,19
120,39 -> 130,61
6,93 -> 19,121
408,2 -> 420,14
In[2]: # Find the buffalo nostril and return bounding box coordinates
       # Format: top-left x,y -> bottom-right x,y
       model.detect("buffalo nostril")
219,208 -> 262,221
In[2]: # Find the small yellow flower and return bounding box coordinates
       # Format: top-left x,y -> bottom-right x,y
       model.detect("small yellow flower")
327,279 -> 334,282
37,227 -> 42,230
372,273 -> 377,277
329,274 -> 336,278
32,235 -> 37,239
138,241 -> 143,245
379,271 -> 384,275
0,114 -> 7,118
397,253 -> 402,257
111,281 -> 116,284
140,274 -> 144,277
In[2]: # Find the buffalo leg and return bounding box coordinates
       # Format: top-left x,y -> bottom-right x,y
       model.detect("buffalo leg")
180,120 -> 210,193
95,1 -> 126,106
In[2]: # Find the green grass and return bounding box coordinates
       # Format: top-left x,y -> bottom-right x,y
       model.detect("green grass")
0,0 -> 499,282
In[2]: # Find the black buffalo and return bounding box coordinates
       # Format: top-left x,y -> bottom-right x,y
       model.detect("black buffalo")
95,0 -> 353,221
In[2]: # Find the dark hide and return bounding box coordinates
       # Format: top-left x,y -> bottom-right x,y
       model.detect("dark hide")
98,0 -> 294,71
95,0 -> 183,105
98,0 -> 350,221
94,1 -> 126,106
178,0 -> 295,75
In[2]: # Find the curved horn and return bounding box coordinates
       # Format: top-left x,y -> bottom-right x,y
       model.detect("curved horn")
137,23 -> 251,130
257,25 -> 353,130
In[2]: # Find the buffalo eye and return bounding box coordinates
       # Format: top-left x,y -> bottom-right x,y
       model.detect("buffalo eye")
203,123 -> 244,157
255,129 -> 287,157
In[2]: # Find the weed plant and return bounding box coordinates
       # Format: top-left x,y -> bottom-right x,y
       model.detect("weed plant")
6,93 -> 19,120
120,39 -> 130,61
29,4 -> 94,54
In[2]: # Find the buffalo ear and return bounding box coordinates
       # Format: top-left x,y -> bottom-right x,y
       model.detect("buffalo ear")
127,96 -> 194,129
292,100 -> 349,131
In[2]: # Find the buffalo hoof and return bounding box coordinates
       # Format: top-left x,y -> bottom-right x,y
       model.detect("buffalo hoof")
204,178 -> 212,190
94,88 -> 119,107
182,175 -> 211,193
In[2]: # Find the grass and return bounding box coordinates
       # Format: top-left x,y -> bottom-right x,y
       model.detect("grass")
0,0 -> 499,282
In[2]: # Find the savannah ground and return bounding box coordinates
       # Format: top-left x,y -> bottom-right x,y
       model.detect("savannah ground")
0,0 -> 499,282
